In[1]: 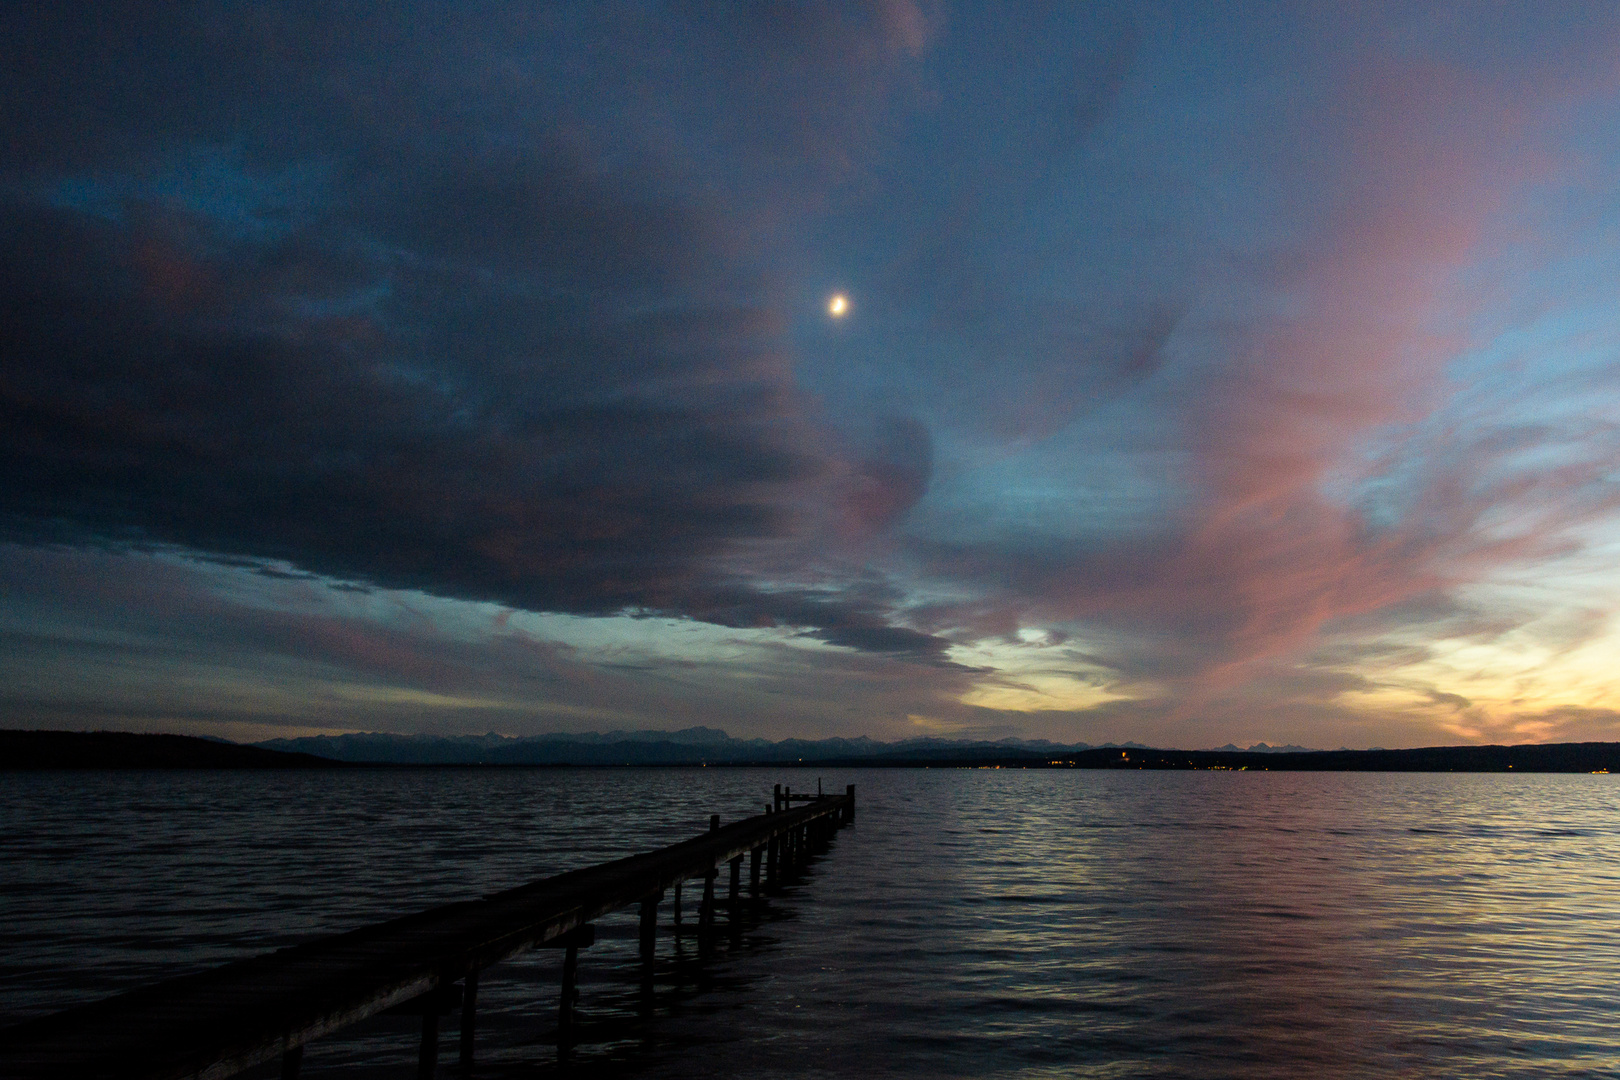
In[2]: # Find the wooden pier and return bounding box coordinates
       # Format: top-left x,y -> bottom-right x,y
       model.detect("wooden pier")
0,783 -> 854,1080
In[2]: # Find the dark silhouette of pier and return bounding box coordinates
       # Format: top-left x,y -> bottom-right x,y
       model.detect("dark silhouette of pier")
0,783 -> 854,1080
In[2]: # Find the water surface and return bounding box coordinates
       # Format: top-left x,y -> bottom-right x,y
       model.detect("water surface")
3,768 -> 1618,1077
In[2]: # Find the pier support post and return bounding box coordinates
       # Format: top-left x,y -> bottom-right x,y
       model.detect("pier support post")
639,891 -> 660,963
459,969 -> 478,1071
729,855 -> 742,913
281,1045 -> 303,1080
765,804 -> 777,886
750,845 -> 762,894
548,924 -> 594,1053
418,1007 -> 439,1080
698,867 -> 718,945
559,945 -> 579,1045
710,813 -> 720,832
673,879 -> 682,930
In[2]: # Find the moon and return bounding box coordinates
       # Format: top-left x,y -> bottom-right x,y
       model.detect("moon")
828,293 -> 849,318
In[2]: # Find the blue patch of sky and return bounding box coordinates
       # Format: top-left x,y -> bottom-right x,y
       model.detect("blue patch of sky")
44,144 -> 330,245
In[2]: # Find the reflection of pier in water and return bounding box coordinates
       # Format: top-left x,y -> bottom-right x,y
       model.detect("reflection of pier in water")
0,782 -> 855,1079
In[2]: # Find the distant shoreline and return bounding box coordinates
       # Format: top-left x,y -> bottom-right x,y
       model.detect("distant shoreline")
2,729 -> 1617,773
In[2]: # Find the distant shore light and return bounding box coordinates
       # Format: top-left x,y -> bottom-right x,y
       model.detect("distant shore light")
828,293 -> 849,318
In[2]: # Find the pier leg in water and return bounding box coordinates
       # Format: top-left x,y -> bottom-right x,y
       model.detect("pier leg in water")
698,868 -> 717,951
459,970 -> 478,1071
558,942 -> 579,1056
639,891 -> 660,1010
673,880 -> 682,936
280,1045 -> 303,1080
750,845 -> 762,896
418,1007 -> 439,1080
728,856 -> 743,939
639,892 -> 660,964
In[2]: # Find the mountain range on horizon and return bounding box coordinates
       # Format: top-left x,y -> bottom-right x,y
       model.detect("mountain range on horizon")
253,728 -> 1321,766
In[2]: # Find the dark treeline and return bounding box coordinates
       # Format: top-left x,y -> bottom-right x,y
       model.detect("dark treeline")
0,730 -> 342,769
821,743 -> 1620,772
4,729 -> 1619,772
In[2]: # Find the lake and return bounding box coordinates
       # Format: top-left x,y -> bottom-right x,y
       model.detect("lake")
3,767 -> 1618,1077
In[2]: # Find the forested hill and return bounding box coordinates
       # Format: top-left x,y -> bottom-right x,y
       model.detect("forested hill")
1,730 -> 342,769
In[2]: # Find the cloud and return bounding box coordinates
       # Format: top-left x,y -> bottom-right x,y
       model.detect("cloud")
9,5 -> 1620,746
0,5 -> 970,659
889,31 -> 1620,715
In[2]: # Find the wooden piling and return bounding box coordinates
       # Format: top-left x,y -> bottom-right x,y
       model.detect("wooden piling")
729,855 -> 742,912
749,845 -> 762,893
558,943 -> 579,1043
767,830 -> 778,886
458,970 -> 478,1070
698,868 -> 717,940
418,1008 -> 438,1080
639,892 -> 659,963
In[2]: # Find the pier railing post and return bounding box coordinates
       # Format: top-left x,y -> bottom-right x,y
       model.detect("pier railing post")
459,969 -> 478,1071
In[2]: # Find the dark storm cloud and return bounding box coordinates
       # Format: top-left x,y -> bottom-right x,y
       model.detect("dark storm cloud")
0,185 -> 810,613
0,2 -> 963,657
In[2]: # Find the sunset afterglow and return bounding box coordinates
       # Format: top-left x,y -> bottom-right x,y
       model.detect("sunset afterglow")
6,6 -> 1620,750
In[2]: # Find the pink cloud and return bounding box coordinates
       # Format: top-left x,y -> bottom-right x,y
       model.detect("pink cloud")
909,46 -> 1620,715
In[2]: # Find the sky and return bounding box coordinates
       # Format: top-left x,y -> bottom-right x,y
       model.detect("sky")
7,3 -> 1620,749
